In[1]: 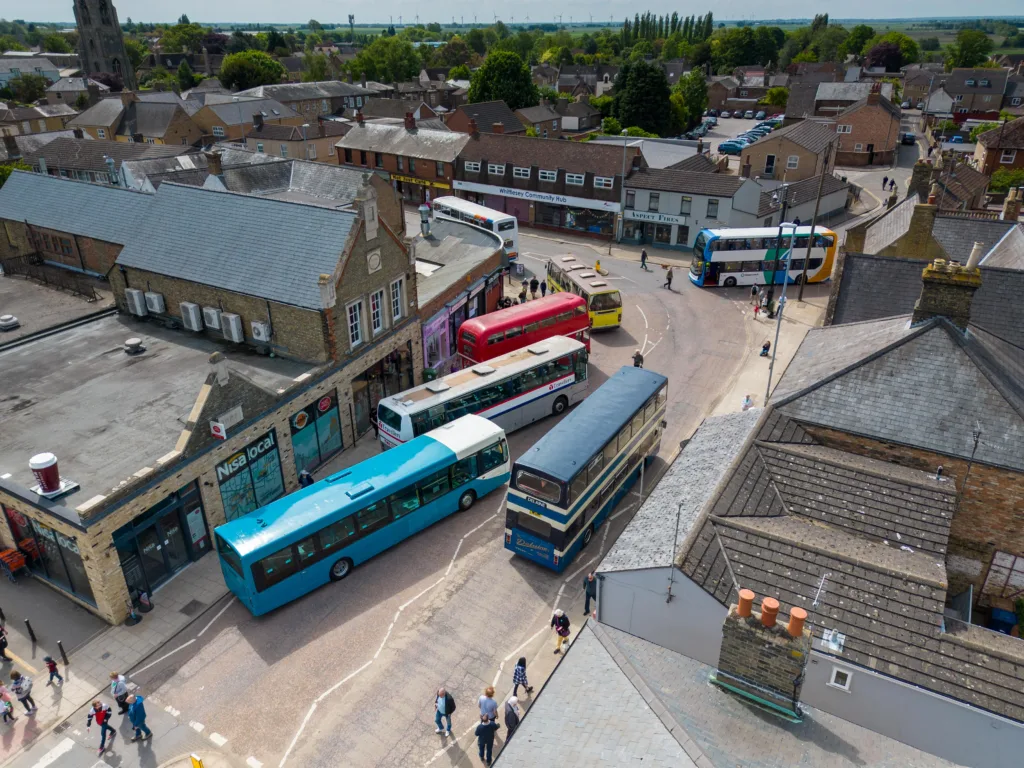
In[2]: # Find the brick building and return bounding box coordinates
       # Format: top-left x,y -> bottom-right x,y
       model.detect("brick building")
234,81 -> 376,118
244,117 -> 349,162
973,116 -> 1024,174
191,97 -> 301,142
832,89 -> 902,166
945,68 -> 1010,122
514,102 -> 563,139
0,104 -> 78,136
446,101 -> 527,136
740,120 -> 837,182
21,136 -> 194,185
68,93 -> 204,145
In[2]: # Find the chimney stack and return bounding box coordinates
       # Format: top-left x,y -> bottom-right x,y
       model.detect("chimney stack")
741,154 -> 752,178
317,116 -> 326,138
867,82 -> 881,105
1002,187 -> 1021,221
468,118 -> 478,136
202,46 -> 211,76
72,127 -> 84,139
911,257 -> 982,331
404,111 -> 416,131
356,110 -> 364,125
492,122 -> 504,135
927,182 -> 939,205
205,150 -> 223,177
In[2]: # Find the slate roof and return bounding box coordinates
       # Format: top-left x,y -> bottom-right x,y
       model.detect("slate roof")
862,193 -> 919,253
206,98 -> 297,125
667,153 -> 717,173
931,215 -> 1017,262
976,116 -> 1024,150
115,102 -> 184,139
748,119 -> 835,154
983,225 -> 1024,269
815,82 -> 894,103
837,94 -> 902,120
0,170 -> 150,245
335,123 -> 470,162
600,409 -> 762,573
235,81 -> 374,102
245,121 -> 348,142
66,98 -> 124,128
121,147 -> 283,190
0,58 -> 58,74
22,137 -> 193,173
413,219 -> 503,307
556,64 -> 619,89
784,82 -> 818,119
553,99 -> 601,119
0,103 -> 77,121
115,183 -> 356,310
515,103 -> 561,123
460,132 -> 645,178
450,101 -> 526,134
346,99 -> 435,120
46,77 -> 109,93
625,167 -> 746,196
756,173 -> 849,217
0,129 -> 81,162
943,67 -> 1009,95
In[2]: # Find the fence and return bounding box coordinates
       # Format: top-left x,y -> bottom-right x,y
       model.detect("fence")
0,254 -> 100,301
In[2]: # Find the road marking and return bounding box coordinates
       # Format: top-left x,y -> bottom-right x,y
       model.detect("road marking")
636,305 -> 648,329
210,732 -> 228,747
197,596 -> 237,637
28,737 -> 74,768
279,702 -> 317,767
247,758 -> 264,768
190,720 -> 205,733
164,705 -> 180,717
315,661 -> 372,704
503,626 -> 548,663
131,639 -> 195,676
6,650 -> 37,674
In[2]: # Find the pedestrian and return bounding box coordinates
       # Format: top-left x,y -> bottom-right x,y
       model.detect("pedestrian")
540,280 -> 547,297
518,287 -> 527,305
0,624 -> 10,662
434,686 -> 455,736
521,279 -> 528,298
793,217 -> 801,227
512,657 -> 533,697
298,469 -> 314,488
761,340 -> 771,357
632,350 -> 644,369
1,698 -> 14,725
126,694 -> 152,742
551,609 -> 571,654
475,715 -> 499,766
529,277 -> 539,300
110,671 -> 129,714
504,697 -> 521,740
742,394 -> 754,411
44,656 -> 63,686
889,179 -> 896,191
664,267 -> 673,290
583,571 -> 598,615
750,284 -> 760,306
9,671 -> 35,713
882,175 -> 888,190
753,301 -> 760,318
478,686 -> 498,722
87,700 -> 116,756
640,248 -> 650,271
927,144 -> 934,157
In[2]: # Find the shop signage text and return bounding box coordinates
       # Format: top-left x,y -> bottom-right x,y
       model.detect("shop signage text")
624,209 -> 689,225
453,180 -> 621,213
392,173 -> 451,190
216,431 -> 277,483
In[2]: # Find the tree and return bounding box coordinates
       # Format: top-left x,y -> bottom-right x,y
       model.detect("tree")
590,94 -> 614,117
920,37 -> 941,52
74,92 -> 89,109
467,51 -> 538,111
219,50 -> 286,90
671,69 -> 708,132
124,38 -> 147,69
969,121 -> 1000,142
41,33 -> 71,53
613,60 -> 671,136
753,27 -> 785,67
866,42 -> 902,72
761,87 -> 789,107
991,168 -> 1024,194
161,22 -> 206,53
448,64 -> 470,80
601,116 -> 622,135
862,32 -> 918,67
227,30 -> 254,54
176,60 -> 197,91
202,32 -> 230,54
347,36 -> 421,83
302,52 -> 331,82
0,161 -> 31,189
435,36 -> 472,67
842,24 -> 874,59
945,29 -> 994,70
7,73 -> 49,103
178,14 -> 190,24
810,26 -> 850,63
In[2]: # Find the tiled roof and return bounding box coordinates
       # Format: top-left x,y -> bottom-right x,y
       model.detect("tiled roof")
115,183 -> 355,310
116,102 -> 184,139
749,118 -> 836,154
0,58 -> 57,73
815,82 -> 894,103
625,167 -> 746,196
460,132 -> 644,178
553,99 -> 601,118
600,409 -> 762,573
235,80 -> 374,101
246,121 -> 348,142
515,103 -> 561,123
982,224 -> 1024,269
0,170 -> 150,245
944,67 -> 1009,94
46,77 -> 109,93
450,101 -> 526,133
347,99 -> 434,120
784,82 -> 818,118
0,103 -> 77,121
66,97 -> 124,128
837,94 -> 902,120
976,116 -> 1024,149
207,98 -> 298,125
22,137 -> 193,173
935,162 -> 989,206
931,215 -> 1016,262
667,153 -> 717,173
757,173 -> 849,217
0,129 -> 81,162
862,193 -> 919,253
335,123 -> 470,162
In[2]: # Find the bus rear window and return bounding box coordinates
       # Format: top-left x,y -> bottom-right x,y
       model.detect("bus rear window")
590,292 -> 622,312
516,470 -> 562,503
377,404 -> 403,433
498,220 -> 516,231
462,331 -> 477,344
216,534 -> 243,578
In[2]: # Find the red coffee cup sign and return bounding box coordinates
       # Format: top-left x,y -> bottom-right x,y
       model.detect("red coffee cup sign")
30,452 -> 61,494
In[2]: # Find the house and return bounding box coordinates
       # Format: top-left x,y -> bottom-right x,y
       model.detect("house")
739,120 -> 838,182
68,94 -> 203,145
192,97 -> 300,142
390,80 -> 460,111
0,103 -> 78,135
245,117 -> 350,162
973,115 -> 1024,174
660,60 -> 689,88
531,63 -> 559,88
0,57 -> 60,86
945,67 -> 1011,121
782,82 -> 818,123
234,81 -> 376,118
734,173 -> 851,228
0,129 -> 82,163
832,89 -> 902,166
905,154 -> 990,210
552,97 -> 602,133
923,85 -> 955,119
21,136 -> 194,184
557,64 -> 618,98
138,50 -> 223,80
45,77 -> 108,106
344,99 -> 437,122
515,101 -> 563,139
119,147 -> 283,192
707,77 -> 739,111
903,66 -> 947,107
454,129 -> 644,239
1002,75 -> 1024,117
812,82 -> 894,118
445,101 -> 526,136
622,168 -> 761,249
335,115 -> 471,205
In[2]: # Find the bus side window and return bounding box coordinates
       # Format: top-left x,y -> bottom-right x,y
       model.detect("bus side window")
412,412 -> 429,437
569,471 -> 588,505
556,311 -> 572,323
479,441 -> 507,473
657,386 -> 667,409
810,257 -> 823,269
574,306 -> 587,317
588,453 -> 604,480
356,501 -> 390,533
254,545 -> 298,591
741,261 -> 760,272
501,376 -> 522,399
539,316 -> 556,328
644,399 -> 656,422
631,411 -> 644,434
487,333 -> 504,345
505,326 -> 523,340
525,321 -> 540,334
617,426 -> 632,452
295,535 -> 318,565
451,455 -> 478,488
418,470 -> 451,504
554,355 -> 572,376
824,235 -> 835,247
319,516 -> 357,553
389,485 -> 420,519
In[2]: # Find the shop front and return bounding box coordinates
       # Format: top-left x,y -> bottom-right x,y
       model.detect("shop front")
290,389 -> 344,473
620,209 -> 692,250
351,344 -> 416,435
215,429 -> 287,522
391,173 -> 452,206
4,505 -> 95,605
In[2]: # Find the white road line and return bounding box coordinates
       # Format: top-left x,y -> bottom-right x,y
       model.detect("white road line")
189,721 -> 205,733
278,703 -> 317,768
247,758 -> 264,768
491,661 -> 504,687
424,723 -> 478,765
28,737 -> 74,768
603,276 -> 637,284
315,661 -> 373,704
503,626 -> 548,662
564,557 -> 597,585
131,639 -> 195,676
197,597 -> 237,637
164,705 -> 180,717
374,617 -> 397,660
210,732 -> 228,747
636,305 -> 649,329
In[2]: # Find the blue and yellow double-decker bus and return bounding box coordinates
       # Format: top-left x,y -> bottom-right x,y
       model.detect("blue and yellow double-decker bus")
215,415 -> 510,615
504,366 -> 668,572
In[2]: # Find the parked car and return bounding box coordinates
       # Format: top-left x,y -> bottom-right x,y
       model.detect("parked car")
703,116 -> 718,127
900,101 -> 911,109
743,110 -> 755,119
950,135 -> 964,144
705,108 -> 719,117
755,110 -> 766,120
718,141 -> 746,155
901,132 -> 916,145
916,102 -> 925,110
720,110 -> 731,118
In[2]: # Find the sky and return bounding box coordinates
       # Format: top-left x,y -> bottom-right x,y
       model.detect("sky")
24,0 -> 997,25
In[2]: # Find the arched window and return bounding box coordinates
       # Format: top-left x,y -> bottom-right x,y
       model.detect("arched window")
89,38 -> 96,51
99,0 -> 110,24
79,1 -> 91,24
112,58 -> 122,76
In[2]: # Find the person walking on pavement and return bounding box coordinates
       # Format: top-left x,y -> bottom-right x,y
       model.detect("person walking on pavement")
126,694 -> 152,742
529,277 -> 539,300
551,609 -> 571,654
632,350 -> 644,368
110,671 -> 129,714
1,697 -> 14,725
44,656 -> 63,686
663,267 -> 673,290
640,249 -> 650,271
540,280 -> 547,297
434,687 -> 455,736
87,700 -> 116,756
504,697 -> 521,741
583,571 -> 598,615
478,686 -> 498,722
476,715 -> 499,766
889,179 -> 896,192
9,671 -> 35,713
518,286 -> 527,305
882,175 -> 888,190
0,624 -> 10,662
512,657 -> 533,697
750,284 -> 760,306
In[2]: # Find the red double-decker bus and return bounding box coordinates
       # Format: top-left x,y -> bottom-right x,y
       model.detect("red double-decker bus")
458,293 -> 591,365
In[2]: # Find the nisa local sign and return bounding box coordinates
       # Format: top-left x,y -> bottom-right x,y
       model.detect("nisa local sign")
453,179 -> 621,213
216,430 -> 277,484
624,209 -> 689,225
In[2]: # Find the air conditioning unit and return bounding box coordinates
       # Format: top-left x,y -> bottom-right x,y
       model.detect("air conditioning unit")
124,288 -> 148,316
251,321 -> 272,342
202,306 -> 222,330
180,302 -> 202,331
144,291 -> 165,314
221,313 -> 244,343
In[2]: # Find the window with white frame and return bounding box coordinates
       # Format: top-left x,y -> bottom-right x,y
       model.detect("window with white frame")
855,143 -> 863,152
565,172 -> 585,185
828,667 -> 852,692
146,137 -> 156,144
954,94 -> 964,102
280,144 -> 288,158
980,79 -> 990,87
787,155 -> 799,169
1012,97 -> 1022,106
836,124 -> 852,134
97,128 -> 106,138
982,95 -> 992,103
625,190 -> 635,209
212,125 -> 225,137
513,166 -> 531,179
347,300 -> 363,347
464,161 -> 481,172
533,123 -> 541,132
1002,149 -> 1017,164
256,142 -> 264,152
957,108 -> 969,114
390,277 -> 404,322
488,163 -> 505,175
966,79 -> 976,87
594,176 -> 614,189
308,144 -> 317,159
648,192 -> 660,212
370,289 -> 385,335
539,169 -> 557,182
706,198 -> 719,217
552,119 -> 559,130
38,119 -> 46,132
680,196 -> 691,215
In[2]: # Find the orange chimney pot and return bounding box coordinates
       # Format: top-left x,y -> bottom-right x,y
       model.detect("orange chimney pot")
737,589 -> 755,617
787,606 -> 807,637
761,597 -> 779,628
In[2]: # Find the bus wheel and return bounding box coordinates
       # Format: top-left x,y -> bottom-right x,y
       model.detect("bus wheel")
552,395 -> 569,415
582,524 -> 594,548
794,273 -> 804,285
329,557 -> 353,581
724,277 -> 737,287
458,489 -> 477,511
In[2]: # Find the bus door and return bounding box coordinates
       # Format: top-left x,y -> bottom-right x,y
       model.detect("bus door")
704,261 -> 720,286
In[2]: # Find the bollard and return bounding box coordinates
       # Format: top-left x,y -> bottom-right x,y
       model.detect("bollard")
24,618 -> 37,643
57,640 -> 69,666
0,605 -> 5,623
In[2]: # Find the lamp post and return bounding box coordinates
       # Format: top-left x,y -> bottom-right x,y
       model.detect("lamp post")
301,123 -> 310,160
618,128 -> 628,242
764,221 -> 797,406
765,183 -> 792,306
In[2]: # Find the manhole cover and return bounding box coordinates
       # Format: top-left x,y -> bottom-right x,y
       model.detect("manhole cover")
180,599 -> 206,617
54,720 -> 71,734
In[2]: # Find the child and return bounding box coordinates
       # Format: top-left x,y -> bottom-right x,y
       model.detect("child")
1,698 -> 15,725
44,657 -> 63,686
512,657 -> 534,697
9,671 -> 35,713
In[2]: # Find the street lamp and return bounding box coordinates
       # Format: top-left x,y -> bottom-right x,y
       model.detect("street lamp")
764,221 -> 798,406
617,129 -> 629,242
301,123 -> 310,160
765,183 -> 792,306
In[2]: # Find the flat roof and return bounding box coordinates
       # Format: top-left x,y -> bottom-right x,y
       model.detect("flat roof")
413,218 -> 502,308
0,315 -> 311,503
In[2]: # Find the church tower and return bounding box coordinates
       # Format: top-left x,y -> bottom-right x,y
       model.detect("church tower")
73,0 -> 137,90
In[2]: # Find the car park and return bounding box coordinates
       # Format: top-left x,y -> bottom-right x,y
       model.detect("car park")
705,108 -> 719,117
950,135 -> 964,144
755,110 -> 767,120
703,116 -> 718,127
743,110 -> 755,118
720,110 -> 731,118
717,141 -> 747,155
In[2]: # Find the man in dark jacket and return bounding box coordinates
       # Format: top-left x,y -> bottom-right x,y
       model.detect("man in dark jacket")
529,277 -> 539,300
476,715 -> 500,765
434,687 -> 455,736
504,697 -> 521,740
583,571 -> 598,615
126,694 -> 152,741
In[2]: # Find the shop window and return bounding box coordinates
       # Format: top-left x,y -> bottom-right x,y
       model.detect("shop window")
215,430 -> 286,521
290,390 -> 344,474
